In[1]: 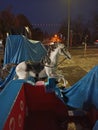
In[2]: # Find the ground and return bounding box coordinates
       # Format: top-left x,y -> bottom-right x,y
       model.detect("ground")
57,47 -> 98,87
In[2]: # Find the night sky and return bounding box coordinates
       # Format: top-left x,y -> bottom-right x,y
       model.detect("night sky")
0,0 -> 98,33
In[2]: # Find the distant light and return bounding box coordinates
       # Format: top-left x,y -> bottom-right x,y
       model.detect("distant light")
0,40 -> 2,44
50,34 -> 61,42
54,34 -> 58,37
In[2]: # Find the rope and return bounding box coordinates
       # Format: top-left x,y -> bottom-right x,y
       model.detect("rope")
43,57 -> 66,68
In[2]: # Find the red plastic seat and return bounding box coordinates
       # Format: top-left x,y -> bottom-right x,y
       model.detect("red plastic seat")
24,83 -> 68,130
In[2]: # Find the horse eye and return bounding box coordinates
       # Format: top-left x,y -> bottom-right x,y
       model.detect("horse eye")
60,49 -> 63,52
61,48 -> 65,51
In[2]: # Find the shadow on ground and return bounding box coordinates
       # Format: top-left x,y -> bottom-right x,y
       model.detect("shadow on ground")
61,66 -> 87,86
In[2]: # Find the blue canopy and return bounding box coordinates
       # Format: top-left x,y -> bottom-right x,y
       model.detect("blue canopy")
0,35 -> 47,88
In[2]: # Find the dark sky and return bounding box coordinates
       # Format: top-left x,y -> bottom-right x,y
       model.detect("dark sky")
0,0 -> 98,33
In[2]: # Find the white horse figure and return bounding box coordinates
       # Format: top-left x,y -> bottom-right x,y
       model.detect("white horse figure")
15,42 -> 71,86
44,42 -> 71,86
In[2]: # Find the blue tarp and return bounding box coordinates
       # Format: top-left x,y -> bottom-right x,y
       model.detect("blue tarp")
0,35 -> 47,88
4,35 -> 47,64
62,65 -> 98,109
93,120 -> 98,130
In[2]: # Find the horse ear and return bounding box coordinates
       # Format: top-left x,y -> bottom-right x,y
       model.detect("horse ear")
40,55 -> 51,65
46,55 -> 51,64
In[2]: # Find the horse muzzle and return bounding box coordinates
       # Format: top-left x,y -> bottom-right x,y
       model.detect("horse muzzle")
62,48 -> 71,59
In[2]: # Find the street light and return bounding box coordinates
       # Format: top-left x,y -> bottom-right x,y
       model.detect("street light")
67,0 -> 70,48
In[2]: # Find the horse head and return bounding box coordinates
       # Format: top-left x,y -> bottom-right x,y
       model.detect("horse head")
60,47 -> 71,59
48,42 -> 71,59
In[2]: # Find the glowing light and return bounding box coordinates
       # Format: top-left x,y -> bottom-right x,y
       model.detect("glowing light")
50,34 -> 61,42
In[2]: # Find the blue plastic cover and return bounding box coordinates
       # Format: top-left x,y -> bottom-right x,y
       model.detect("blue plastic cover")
4,35 -> 47,64
93,120 -> 98,130
62,65 -> 98,109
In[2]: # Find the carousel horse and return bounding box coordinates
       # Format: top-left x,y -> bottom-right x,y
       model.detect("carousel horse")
15,42 -> 71,86
44,42 -> 71,86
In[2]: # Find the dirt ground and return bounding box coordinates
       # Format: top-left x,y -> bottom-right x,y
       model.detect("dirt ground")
57,47 -> 98,87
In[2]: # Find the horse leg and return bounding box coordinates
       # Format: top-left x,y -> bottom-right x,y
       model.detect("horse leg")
61,76 -> 67,87
39,69 -> 47,79
44,66 -> 56,77
57,74 -> 68,87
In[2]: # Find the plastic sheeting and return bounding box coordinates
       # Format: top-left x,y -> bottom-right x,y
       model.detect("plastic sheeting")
93,120 -> 98,130
4,35 -> 47,64
61,65 -> 98,109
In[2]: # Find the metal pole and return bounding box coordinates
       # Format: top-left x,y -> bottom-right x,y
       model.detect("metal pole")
67,0 -> 70,48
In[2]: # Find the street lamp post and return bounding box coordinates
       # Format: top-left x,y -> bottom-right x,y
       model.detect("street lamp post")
67,0 -> 70,48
